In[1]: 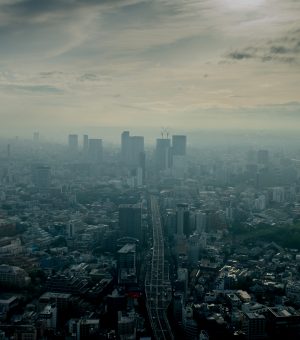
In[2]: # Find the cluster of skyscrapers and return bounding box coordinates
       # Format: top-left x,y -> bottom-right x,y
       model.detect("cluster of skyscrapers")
68,134 -> 103,163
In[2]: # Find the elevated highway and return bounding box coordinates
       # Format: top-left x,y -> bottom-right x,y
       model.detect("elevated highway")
145,196 -> 173,340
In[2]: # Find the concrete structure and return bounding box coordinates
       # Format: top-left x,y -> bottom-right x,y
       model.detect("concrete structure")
121,131 -> 144,168
83,134 -> 89,154
155,138 -> 171,171
118,243 -> 137,285
88,138 -> 103,163
176,203 -> 189,237
172,135 -> 187,156
39,304 -> 57,330
145,196 -> 173,339
242,312 -> 266,340
68,134 -> 78,152
119,204 -> 142,240
0,264 -> 30,288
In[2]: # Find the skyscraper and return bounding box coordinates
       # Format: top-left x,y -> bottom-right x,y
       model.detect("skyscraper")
129,136 -> 144,167
121,131 -> 130,163
88,139 -> 103,163
138,151 -> 146,184
176,203 -> 189,237
155,138 -> 171,171
68,134 -> 78,153
172,135 -> 187,156
117,243 -> 137,284
195,211 -> 207,234
171,135 -> 187,177
119,204 -> 142,240
83,134 -> 89,154
121,131 -> 144,168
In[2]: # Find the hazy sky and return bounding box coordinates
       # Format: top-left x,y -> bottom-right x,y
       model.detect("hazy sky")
0,0 -> 300,136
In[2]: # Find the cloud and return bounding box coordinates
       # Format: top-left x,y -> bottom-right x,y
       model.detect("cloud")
227,51 -> 253,60
0,84 -> 64,94
0,0 -> 146,60
270,46 -> 290,54
0,0 -> 300,132
226,27 -> 300,64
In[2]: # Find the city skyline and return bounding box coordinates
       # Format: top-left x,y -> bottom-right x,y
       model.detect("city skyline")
0,0 -> 300,136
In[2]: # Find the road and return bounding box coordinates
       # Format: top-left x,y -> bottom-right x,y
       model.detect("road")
145,196 -> 173,340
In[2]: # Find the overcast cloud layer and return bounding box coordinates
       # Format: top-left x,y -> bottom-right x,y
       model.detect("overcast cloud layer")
0,0 -> 300,136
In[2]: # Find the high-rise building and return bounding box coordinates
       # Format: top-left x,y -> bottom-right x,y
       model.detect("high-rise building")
172,135 -> 187,156
171,135 -> 187,177
138,151 -> 146,184
0,264 -> 31,288
129,136 -> 144,167
119,204 -> 142,240
38,304 -> 57,330
121,131 -> 144,168
88,139 -> 103,163
83,134 -> 89,154
121,131 -> 130,163
118,311 -> 136,338
117,243 -> 137,284
173,293 -> 183,324
188,234 -> 200,265
68,318 -> 100,339
68,134 -> 78,152
176,203 -> 189,237
155,138 -> 171,171
183,306 -> 198,339
195,211 -> 207,234
242,312 -> 266,340
172,155 -> 187,178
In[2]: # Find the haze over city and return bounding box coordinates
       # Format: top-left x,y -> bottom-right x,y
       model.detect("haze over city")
1,2 -> 300,340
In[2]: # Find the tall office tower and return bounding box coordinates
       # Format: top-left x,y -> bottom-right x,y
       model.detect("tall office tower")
176,203 -> 189,237
121,131 -> 144,168
171,135 -> 187,177
68,134 -> 78,152
172,135 -> 187,156
129,136 -> 144,167
83,134 -> 89,154
173,293 -> 183,324
188,234 -> 200,265
138,151 -> 146,185
33,132 -> 39,143
88,139 -> 103,163
121,131 -> 130,163
118,204 -> 142,240
165,210 -> 176,236
117,243 -> 137,284
155,138 -> 171,171
195,211 -> 207,234
32,165 -> 51,189
172,155 -> 187,178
